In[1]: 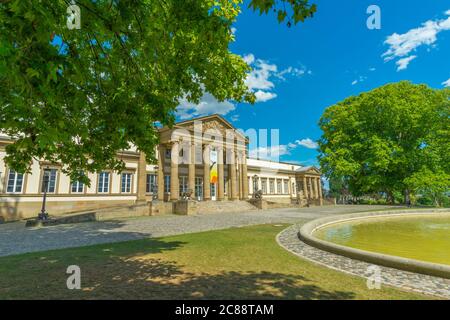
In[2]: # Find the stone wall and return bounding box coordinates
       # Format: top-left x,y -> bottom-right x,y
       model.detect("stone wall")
0,198 -> 135,222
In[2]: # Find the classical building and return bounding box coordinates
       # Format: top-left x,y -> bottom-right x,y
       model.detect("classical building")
0,115 -> 323,222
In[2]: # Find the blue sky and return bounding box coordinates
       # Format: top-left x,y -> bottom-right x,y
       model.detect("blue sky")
177,0 -> 450,167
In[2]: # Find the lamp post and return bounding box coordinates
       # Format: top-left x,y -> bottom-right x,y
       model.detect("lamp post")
38,167 -> 50,220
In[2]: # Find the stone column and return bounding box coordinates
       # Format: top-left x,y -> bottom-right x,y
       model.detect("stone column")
238,153 -> 243,200
241,152 -> 248,199
316,177 -> 321,199
136,151 -> 147,202
318,177 -> 323,204
188,143 -> 195,195
170,142 -> 179,201
229,148 -> 238,200
318,177 -> 323,198
203,144 -> 211,200
308,177 -> 314,199
302,176 -> 308,199
157,145 -> 165,201
217,147 -> 224,201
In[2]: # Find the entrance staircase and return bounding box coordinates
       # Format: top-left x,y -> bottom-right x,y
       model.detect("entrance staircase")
195,200 -> 257,214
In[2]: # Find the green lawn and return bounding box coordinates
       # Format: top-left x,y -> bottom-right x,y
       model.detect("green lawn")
0,224 -> 432,299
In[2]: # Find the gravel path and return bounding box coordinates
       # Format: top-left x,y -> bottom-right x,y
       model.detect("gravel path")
277,225 -> 450,299
0,205 -> 395,257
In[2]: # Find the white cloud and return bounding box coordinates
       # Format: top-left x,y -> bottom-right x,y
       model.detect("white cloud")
254,90 -> 277,102
383,10 -> 450,69
244,53 -> 311,104
396,55 -> 417,71
296,138 -> 318,149
351,75 -> 367,85
248,137 -> 318,162
176,54 -> 310,120
369,67 -> 376,71
177,93 -> 235,120
249,144 -> 291,160
242,53 -> 255,65
443,78 -> 450,87
275,66 -> 309,80
245,59 -> 277,91
230,114 -> 239,122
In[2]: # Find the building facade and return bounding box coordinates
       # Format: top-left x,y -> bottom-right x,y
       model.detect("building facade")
0,115 -> 323,222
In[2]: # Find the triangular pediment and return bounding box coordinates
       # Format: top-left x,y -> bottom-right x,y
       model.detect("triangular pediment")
296,166 -> 321,175
176,114 -> 234,130
175,114 -> 247,141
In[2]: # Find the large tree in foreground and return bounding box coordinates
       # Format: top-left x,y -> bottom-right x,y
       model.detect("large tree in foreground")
0,0 -> 316,184
318,81 -> 449,204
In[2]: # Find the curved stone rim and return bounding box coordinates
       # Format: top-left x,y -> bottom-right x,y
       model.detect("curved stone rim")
298,209 -> 450,279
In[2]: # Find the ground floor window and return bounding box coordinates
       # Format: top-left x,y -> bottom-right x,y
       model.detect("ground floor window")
71,172 -> 85,193
42,168 -> 57,193
284,180 -> 289,194
6,169 -> 24,193
146,174 -> 157,193
269,179 -> 275,194
210,183 -> 216,199
261,178 -> 267,194
296,180 -> 303,191
98,171 -> 110,193
276,179 -> 282,194
179,176 -> 188,195
164,175 -> 171,193
195,177 -> 203,200
121,173 -> 132,193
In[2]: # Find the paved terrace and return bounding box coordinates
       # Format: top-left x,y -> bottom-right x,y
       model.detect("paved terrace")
0,205 -> 397,257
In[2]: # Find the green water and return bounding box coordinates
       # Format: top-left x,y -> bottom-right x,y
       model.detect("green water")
315,214 -> 450,266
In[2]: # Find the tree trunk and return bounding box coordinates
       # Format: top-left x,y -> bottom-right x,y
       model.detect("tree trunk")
404,189 -> 411,206
386,191 -> 394,204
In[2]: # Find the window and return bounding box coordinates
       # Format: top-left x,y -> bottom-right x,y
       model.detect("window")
71,173 -> 85,193
121,173 -> 132,193
296,180 -> 303,191
164,175 -> 171,193
261,178 -> 267,194
179,176 -> 188,195
98,172 -> 110,193
284,180 -> 289,194
165,149 -> 171,159
195,177 -> 203,200
269,179 -> 275,194
6,170 -> 24,193
146,174 -> 157,193
41,168 -> 57,193
277,179 -> 282,194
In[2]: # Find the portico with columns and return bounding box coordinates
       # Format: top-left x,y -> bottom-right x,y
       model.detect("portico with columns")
148,114 -> 249,203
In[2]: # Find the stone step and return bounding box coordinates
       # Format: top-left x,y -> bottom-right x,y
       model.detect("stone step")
195,200 -> 257,214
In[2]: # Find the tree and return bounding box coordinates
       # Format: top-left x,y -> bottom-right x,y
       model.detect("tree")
0,0 -> 316,184
318,81 -> 450,204
404,168 -> 450,207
